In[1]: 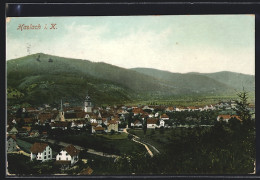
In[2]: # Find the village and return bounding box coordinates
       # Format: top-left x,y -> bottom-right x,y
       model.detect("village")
6,93 -> 255,175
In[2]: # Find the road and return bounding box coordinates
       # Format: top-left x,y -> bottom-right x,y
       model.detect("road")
9,145 -> 31,157
123,128 -> 160,157
44,139 -> 119,158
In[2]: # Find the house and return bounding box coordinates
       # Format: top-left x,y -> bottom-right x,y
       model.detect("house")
217,115 -> 242,122
188,106 -> 199,111
160,114 -> 169,121
147,118 -> 159,129
93,126 -> 105,134
107,120 -> 118,132
8,127 -> 18,135
7,135 -> 17,152
50,122 -> 69,130
71,120 -> 86,129
132,108 -> 144,116
96,117 -> 103,125
131,120 -> 142,128
30,143 -> 52,162
56,144 -> 80,166
91,123 -> 99,133
165,107 -> 175,112
65,111 -> 86,121
159,119 -> 165,127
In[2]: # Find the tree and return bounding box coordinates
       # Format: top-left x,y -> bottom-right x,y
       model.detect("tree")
232,90 -> 253,130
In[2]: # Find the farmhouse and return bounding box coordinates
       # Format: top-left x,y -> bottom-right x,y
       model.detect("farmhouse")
30,142 -> 52,162
147,118 -> 159,129
217,115 -> 242,122
107,120 -> 119,132
56,144 -> 80,166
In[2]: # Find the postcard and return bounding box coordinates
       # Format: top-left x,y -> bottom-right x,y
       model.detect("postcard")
6,15 -> 255,176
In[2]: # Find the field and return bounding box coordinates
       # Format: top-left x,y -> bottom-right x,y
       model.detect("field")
128,127 -> 211,153
54,132 -> 145,155
97,133 -> 128,140
127,93 -> 255,107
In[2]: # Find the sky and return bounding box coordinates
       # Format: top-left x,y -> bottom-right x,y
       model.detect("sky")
6,15 -> 255,75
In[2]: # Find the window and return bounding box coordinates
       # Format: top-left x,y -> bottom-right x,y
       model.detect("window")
48,155 -> 51,158
44,156 -> 46,159
59,153 -> 62,155
66,153 -> 68,156
59,157 -> 61,160
49,151 -> 51,154
66,157 -> 68,160
44,152 -> 46,155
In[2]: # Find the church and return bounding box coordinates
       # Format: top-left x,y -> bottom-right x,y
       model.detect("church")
55,93 -> 93,122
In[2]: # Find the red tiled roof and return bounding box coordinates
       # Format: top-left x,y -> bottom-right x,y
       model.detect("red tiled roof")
218,115 -> 242,121
147,118 -> 159,124
7,135 -> 16,141
64,144 -> 79,156
30,143 -> 49,154
94,127 -> 105,131
133,108 -> 144,114
161,114 -> 169,118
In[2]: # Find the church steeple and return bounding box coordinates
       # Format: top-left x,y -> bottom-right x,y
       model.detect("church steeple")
58,99 -> 65,121
84,91 -> 92,113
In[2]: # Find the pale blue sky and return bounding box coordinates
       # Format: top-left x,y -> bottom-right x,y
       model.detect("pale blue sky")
6,15 -> 255,75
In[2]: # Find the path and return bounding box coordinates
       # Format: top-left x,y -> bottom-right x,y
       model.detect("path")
8,145 -> 31,157
123,128 -> 159,157
44,139 -> 119,158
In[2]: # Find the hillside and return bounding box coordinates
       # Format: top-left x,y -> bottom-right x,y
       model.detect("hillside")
131,68 -> 242,94
7,53 -> 176,106
7,53 -> 254,106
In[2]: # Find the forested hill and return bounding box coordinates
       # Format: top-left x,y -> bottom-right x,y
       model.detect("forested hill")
7,53 -> 254,106
131,68 -> 255,93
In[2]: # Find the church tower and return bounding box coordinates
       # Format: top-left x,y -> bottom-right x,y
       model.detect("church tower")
59,99 -> 65,121
84,92 -> 92,113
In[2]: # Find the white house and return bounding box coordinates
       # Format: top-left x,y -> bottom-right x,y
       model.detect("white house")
159,120 -> 165,127
160,114 -> 169,121
30,143 -> 52,162
147,118 -> 159,129
56,144 -> 80,166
